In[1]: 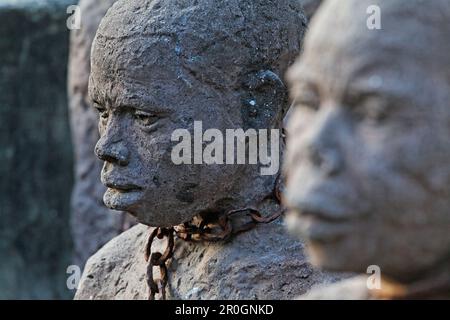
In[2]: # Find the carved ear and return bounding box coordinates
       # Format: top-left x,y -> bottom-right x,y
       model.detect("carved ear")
240,70 -> 288,130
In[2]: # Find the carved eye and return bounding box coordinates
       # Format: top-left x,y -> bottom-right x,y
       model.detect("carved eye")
353,95 -> 388,124
133,110 -> 159,127
93,102 -> 108,119
294,87 -> 320,111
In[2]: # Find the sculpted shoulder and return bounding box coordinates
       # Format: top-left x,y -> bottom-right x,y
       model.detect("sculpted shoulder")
74,224 -> 149,300
75,221 -> 336,300
170,220 -> 337,299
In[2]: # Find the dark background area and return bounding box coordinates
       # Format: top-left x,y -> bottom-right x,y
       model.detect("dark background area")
0,0 -> 76,299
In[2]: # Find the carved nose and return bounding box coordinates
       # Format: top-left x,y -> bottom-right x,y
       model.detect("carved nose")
95,138 -> 130,166
304,107 -> 345,176
306,144 -> 342,176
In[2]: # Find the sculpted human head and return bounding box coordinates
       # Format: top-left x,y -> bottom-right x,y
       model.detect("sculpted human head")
284,0 -> 450,283
89,0 -> 306,227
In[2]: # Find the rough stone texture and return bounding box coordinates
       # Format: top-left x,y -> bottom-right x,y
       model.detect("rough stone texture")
76,0 -> 343,300
68,0 -> 135,270
0,0 -> 75,299
76,222 -> 339,300
285,0 -> 450,299
90,0 -> 308,227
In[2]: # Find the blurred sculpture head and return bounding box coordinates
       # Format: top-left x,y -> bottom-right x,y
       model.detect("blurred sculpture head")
285,0 -> 450,285
89,0 -> 306,226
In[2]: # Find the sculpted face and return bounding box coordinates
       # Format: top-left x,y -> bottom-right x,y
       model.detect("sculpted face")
89,36 -> 244,227
284,0 -> 450,282
89,0 -> 306,227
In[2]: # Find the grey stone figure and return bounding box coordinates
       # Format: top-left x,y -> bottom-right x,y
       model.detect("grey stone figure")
68,0 -> 135,269
75,0 -> 339,299
284,0 -> 450,299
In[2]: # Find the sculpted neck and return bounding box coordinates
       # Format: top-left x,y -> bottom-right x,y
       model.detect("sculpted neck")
196,126 -> 285,219
228,141 -> 285,210
195,170 -> 282,225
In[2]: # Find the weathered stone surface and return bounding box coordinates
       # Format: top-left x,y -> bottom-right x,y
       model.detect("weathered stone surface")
285,0 -> 450,299
75,223 -> 339,300
68,0 -> 133,270
90,0 -> 308,226
76,0 -> 343,300
0,0 -> 75,299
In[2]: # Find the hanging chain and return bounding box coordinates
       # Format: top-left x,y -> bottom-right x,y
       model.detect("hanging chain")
145,176 -> 285,300
144,227 -> 174,300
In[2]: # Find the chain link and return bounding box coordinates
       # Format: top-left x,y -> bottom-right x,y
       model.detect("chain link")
144,227 -> 174,300
144,178 -> 284,300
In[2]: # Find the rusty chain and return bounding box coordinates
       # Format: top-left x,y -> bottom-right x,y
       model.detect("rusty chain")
144,226 -> 175,300
145,176 -> 285,300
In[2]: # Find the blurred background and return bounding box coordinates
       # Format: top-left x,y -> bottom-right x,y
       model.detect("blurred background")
0,0 -> 322,299
0,0 -> 76,299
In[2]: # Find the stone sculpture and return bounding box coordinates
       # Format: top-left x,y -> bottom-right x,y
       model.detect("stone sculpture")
75,0 -> 338,300
285,0 -> 450,299
68,0 -> 135,269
